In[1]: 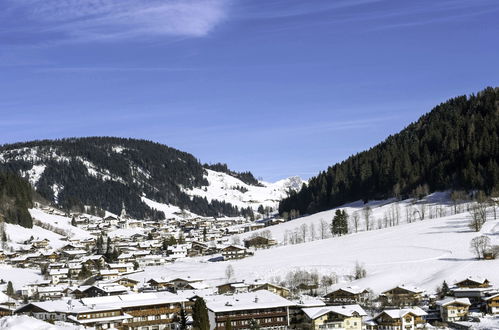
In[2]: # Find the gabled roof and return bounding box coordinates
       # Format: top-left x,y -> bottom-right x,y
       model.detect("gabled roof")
328,286 -> 368,296
436,297 -> 471,307
375,307 -> 427,320
303,304 -> 367,320
382,285 -> 424,294
455,276 -> 489,285
205,290 -> 294,313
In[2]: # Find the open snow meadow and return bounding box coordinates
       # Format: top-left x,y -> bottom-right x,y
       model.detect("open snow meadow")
125,192 -> 499,294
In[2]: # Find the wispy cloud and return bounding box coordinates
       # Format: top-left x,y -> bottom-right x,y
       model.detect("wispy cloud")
2,0 -> 230,43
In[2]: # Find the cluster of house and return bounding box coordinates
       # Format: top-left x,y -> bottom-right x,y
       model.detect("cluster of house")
1,273 -> 498,330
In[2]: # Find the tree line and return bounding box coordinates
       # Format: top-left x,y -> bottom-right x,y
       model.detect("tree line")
279,87 -> 499,216
0,137 -> 256,220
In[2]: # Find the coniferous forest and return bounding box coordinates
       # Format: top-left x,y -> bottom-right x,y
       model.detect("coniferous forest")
0,172 -> 33,228
0,137 -> 254,220
279,87 -> 499,216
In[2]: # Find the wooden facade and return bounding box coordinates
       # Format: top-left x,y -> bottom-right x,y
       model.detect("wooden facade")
324,288 -> 369,305
213,307 -> 289,330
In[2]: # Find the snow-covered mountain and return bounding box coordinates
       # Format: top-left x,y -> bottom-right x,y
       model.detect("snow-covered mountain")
0,137 -> 304,220
184,169 -> 304,212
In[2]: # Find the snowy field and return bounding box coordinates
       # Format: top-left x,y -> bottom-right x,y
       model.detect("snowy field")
131,193 -> 499,294
0,316 -> 82,330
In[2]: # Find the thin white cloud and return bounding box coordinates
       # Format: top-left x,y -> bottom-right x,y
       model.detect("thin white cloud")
4,0 -> 230,42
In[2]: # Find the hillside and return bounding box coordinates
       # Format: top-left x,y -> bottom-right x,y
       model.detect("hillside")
280,87 -> 499,216
0,172 -> 33,228
0,137 -> 302,220
132,193 -> 499,294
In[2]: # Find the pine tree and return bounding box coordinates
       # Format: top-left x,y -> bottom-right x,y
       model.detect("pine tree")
225,320 -> 233,330
6,281 -> 14,296
331,210 -> 348,236
192,298 -> 209,330
179,305 -> 187,330
78,264 -> 92,280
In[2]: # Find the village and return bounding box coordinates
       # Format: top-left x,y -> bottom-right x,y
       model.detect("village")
0,200 -> 498,330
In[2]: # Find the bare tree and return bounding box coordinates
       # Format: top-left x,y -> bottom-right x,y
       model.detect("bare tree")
225,264 -> 235,281
451,190 -> 468,214
353,261 -> 367,279
418,202 -> 427,220
470,236 -> 491,259
469,201 -> 488,232
319,219 -> 329,239
231,235 -> 241,245
363,205 -> 372,231
299,223 -> 308,242
352,211 -> 360,233
309,223 -> 316,241
260,230 -> 272,240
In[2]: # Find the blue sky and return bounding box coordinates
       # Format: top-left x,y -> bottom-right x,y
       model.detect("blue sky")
1,0 -> 499,181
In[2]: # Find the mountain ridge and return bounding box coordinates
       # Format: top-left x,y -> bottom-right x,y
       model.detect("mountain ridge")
0,137 -> 303,221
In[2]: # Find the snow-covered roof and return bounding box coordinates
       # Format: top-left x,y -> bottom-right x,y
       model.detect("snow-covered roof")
456,276 -> 489,285
331,286 -> 367,295
436,297 -> 471,307
383,284 -> 425,294
376,307 -> 427,319
205,290 -> 294,313
302,304 -> 367,320
292,295 -> 326,308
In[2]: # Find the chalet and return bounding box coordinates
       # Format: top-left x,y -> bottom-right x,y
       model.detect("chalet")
61,249 -> 87,260
243,236 -> 277,249
137,254 -> 166,267
167,277 -> 206,291
455,277 -> 491,289
373,307 -> 427,330
60,243 -> 86,251
37,286 -> 65,301
168,245 -> 188,260
205,290 -> 294,330
111,277 -> 140,291
0,305 -> 12,317
72,284 -> 129,298
41,250 -> 60,262
15,299 -> 131,328
221,245 -> 249,260
108,263 -> 134,273
484,293 -> 499,314
436,297 -> 471,322
147,278 -> 171,291
80,255 -> 106,269
32,238 -> 50,249
217,282 -> 250,295
21,280 -> 52,298
100,269 -> 120,281
289,296 -> 326,329
324,286 -> 370,305
189,241 -> 209,257
301,304 -> 367,330
250,282 -> 291,298
49,268 -> 69,285
16,292 -> 188,329
380,285 -> 425,307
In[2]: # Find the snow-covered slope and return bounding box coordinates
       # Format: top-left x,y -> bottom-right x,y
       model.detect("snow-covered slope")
130,193 -> 499,294
184,169 -> 304,212
0,138 -> 305,218
0,315 -> 82,330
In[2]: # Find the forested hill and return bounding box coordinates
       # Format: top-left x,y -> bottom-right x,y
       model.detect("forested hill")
204,162 -> 263,187
0,172 -> 33,228
279,87 -> 499,216
0,137 -> 254,220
